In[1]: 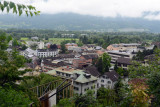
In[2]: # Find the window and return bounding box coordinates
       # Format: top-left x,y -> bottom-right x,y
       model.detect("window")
91,85 -> 95,89
74,87 -> 79,91
76,82 -> 79,85
86,82 -> 88,85
101,80 -> 104,83
123,64 -> 127,67
108,81 -> 111,84
101,85 -> 104,87
102,76 -> 105,79
84,87 -> 89,91
105,76 -> 109,79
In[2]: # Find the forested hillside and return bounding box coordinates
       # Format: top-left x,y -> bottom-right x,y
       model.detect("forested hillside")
1,13 -> 160,32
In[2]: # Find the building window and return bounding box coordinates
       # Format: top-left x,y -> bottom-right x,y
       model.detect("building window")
108,81 -> 111,84
105,76 -> 109,79
91,85 -> 95,89
101,80 -> 104,83
101,85 -> 104,87
74,87 -> 79,91
97,83 -> 99,88
102,76 -> 105,79
86,82 -> 88,85
66,74 -> 70,77
76,82 -> 79,85
84,87 -> 89,91
123,64 -> 127,67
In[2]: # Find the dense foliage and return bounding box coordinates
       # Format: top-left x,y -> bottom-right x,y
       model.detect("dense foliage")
0,1 -> 40,16
0,86 -> 32,106
2,29 -> 160,49
95,53 -> 111,74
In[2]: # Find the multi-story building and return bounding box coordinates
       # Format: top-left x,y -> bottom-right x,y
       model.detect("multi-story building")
97,70 -> 119,89
107,50 -> 134,64
117,57 -> 132,70
46,67 -> 98,95
37,49 -> 58,57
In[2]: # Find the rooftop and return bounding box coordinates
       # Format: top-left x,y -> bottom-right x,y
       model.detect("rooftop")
46,67 -> 98,83
104,70 -> 119,82
117,57 -> 132,65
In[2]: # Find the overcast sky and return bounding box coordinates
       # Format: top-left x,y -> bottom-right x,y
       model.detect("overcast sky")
6,0 -> 160,20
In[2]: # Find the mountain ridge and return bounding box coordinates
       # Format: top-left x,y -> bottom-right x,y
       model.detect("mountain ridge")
0,13 -> 160,32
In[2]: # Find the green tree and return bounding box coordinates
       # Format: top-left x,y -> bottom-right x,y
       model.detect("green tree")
12,38 -> 19,47
30,43 -> 38,50
57,90 -> 98,107
60,42 -> 67,54
114,61 -> 118,71
21,44 -> 28,50
0,1 -> 40,16
96,53 -> 111,74
0,86 -> 32,106
147,72 -> 160,106
0,33 -> 27,87
21,73 -> 60,88
97,87 -> 117,106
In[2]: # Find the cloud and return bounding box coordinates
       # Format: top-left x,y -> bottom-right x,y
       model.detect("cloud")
6,0 -> 160,20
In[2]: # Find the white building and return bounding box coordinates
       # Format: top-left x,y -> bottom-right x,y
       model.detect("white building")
19,48 -> 37,57
37,49 -> 58,58
46,67 -> 98,95
68,46 -> 82,52
31,37 -> 39,40
97,71 -> 119,89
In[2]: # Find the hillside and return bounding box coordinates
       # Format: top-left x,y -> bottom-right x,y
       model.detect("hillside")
0,13 -> 160,32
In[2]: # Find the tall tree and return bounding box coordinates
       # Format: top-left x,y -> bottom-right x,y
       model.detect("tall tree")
60,42 -> 67,54
0,33 -> 27,87
96,53 -> 111,74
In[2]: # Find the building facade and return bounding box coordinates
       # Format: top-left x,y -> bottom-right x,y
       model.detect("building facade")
37,49 -> 58,57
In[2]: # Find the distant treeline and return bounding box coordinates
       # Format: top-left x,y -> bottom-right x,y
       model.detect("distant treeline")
1,29 -> 160,48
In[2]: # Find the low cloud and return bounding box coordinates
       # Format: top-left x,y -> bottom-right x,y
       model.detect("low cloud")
6,0 -> 160,20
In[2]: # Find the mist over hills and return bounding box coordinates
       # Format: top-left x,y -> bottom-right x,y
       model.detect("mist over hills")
0,13 -> 160,32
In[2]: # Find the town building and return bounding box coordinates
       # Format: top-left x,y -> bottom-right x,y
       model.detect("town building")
46,67 -> 98,95
117,57 -> 132,70
107,50 -> 134,64
37,49 -> 58,58
107,43 -> 141,51
65,43 -> 78,49
97,70 -> 119,89
41,58 -> 71,72
19,48 -> 37,58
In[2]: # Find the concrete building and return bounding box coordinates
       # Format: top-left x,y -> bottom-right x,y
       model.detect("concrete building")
107,50 -> 134,64
37,49 -> 58,58
47,67 -> 98,95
